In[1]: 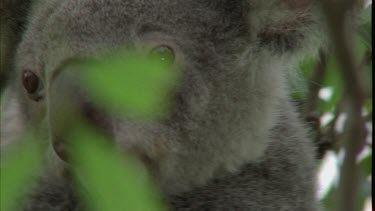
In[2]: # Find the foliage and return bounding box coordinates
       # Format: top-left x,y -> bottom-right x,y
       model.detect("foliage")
70,125 -> 165,211
0,138 -> 43,211
294,5 -> 372,211
81,52 -> 179,120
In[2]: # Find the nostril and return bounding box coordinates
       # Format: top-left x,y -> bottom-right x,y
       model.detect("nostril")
80,101 -> 113,136
81,101 -> 104,127
53,138 -> 69,162
82,101 -> 97,121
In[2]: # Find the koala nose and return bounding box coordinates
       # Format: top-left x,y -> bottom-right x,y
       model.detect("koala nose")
49,63 -> 113,162
51,101 -> 112,162
51,103 -> 113,162
80,101 -> 113,135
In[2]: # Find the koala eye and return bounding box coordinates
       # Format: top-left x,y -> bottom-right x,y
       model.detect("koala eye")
22,70 -> 43,101
150,45 -> 175,66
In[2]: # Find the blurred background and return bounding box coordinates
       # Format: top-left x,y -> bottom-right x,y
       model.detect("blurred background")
292,1 -> 372,210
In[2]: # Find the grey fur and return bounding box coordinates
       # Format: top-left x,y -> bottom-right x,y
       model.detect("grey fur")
1,0 -> 325,210
0,0 -> 33,90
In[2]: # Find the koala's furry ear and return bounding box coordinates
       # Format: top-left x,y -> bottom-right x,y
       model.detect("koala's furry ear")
246,0 -> 325,55
0,0 -> 33,90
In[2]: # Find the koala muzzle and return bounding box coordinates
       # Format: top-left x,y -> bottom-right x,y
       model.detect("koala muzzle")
49,65 -> 113,162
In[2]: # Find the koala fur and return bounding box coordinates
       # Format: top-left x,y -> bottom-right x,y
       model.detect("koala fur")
0,0 -> 325,210
0,0 -> 33,90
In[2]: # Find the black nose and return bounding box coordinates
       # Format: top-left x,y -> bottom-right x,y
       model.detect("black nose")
80,101 -> 113,135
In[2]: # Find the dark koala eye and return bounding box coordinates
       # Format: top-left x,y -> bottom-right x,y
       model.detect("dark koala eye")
22,71 -> 39,94
22,70 -> 43,101
150,45 -> 175,66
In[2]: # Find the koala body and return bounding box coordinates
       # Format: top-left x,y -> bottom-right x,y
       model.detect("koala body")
1,0 -> 324,210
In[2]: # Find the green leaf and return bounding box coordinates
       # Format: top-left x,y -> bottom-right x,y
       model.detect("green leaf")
319,56 -> 344,112
321,185 -> 337,211
290,56 -> 316,100
354,33 -> 370,65
356,171 -> 372,211
359,152 -> 372,177
0,138 -> 43,211
365,98 -> 372,113
355,6 -> 372,67
358,6 -> 372,46
70,125 -> 165,211
81,51 -> 179,120
299,56 -> 316,78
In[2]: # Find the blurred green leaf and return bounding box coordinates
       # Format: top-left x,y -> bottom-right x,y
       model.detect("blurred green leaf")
290,57 -> 316,100
0,138 -> 43,211
365,99 -> 372,113
364,62 -> 373,90
358,6 -> 372,46
299,56 -> 316,78
354,33 -> 369,64
70,125 -> 165,211
82,51 -> 179,120
359,152 -> 372,177
320,56 -> 344,113
355,6 -> 372,67
321,185 -> 337,211
355,171 -> 372,211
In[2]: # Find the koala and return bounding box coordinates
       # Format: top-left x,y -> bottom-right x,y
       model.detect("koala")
1,0 -> 325,210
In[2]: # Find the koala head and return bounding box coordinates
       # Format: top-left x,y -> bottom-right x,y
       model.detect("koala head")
7,0 -> 323,195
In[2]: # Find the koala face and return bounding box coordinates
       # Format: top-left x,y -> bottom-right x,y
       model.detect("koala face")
8,0 -> 322,196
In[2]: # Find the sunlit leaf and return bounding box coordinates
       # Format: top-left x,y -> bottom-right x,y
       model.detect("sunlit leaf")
70,125 -> 165,211
0,138 -> 43,211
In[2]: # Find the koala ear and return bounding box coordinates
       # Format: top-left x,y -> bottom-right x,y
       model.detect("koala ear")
246,0 -> 324,55
0,0 -> 33,89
